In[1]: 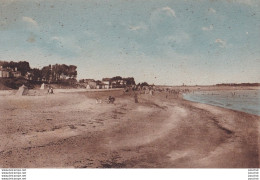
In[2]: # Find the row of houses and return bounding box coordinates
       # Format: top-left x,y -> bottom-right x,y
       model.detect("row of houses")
79,77 -> 133,89
0,66 -> 22,78
1,64 -> 135,90
80,78 -> 112,89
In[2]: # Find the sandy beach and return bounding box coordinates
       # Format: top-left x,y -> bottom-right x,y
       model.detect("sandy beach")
0,89 -> 259,168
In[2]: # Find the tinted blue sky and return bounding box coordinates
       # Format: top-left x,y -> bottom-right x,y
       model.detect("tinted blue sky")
0,0 -> 259,85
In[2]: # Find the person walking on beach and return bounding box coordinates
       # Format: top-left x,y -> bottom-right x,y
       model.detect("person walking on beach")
50,87 -> 54,94
47,86 -> 51,94
134,93 -> 138,103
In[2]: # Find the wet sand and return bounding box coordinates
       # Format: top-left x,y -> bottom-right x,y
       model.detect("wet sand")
0,89 -> 259,168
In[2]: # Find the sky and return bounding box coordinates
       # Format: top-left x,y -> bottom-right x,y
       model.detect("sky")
0,0 -> 259,85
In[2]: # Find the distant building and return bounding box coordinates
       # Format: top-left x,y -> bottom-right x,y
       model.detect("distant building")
25,72 -> 33,80
98,82 -> 109,89
12,67 -> 22,78
95,80 -> 109,89
12,71 -> 21,78
79,77 -> 134,89
0,66 -> 21,78
60,73 -> 67,80
102,78 -> 111,89
79,79 -> 97,89
110,79 -> 127,88
88,81 -> 97,89
0,68 -> 10,78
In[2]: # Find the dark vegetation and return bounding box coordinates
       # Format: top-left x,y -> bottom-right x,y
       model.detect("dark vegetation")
0,61 -> 77,89
0,77 -> 35,89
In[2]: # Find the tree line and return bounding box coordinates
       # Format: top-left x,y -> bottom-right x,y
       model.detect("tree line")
0,61 -> 77,83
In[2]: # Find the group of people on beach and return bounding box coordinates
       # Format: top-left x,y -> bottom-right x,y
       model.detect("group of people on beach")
47,86 -> 54,94
123,85 -> 191,103
96,96 -> 115,104
96,85 -> 190,105
124,85 -> 190,98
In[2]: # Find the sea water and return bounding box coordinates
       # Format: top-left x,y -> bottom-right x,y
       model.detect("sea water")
183,89 -> 260,116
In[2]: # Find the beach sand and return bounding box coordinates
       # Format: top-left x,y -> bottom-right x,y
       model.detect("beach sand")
0,89 -> 259,168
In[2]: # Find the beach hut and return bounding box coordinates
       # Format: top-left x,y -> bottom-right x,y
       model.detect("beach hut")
16,85 -> 29,96
40,83 -> 48,90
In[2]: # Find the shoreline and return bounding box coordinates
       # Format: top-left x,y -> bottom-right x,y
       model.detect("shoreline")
182,90 -> 260,116
0,90 -> 259,168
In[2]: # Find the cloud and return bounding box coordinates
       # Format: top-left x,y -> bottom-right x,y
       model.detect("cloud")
150,6 -> 176,26
166,33 -> 190,44
129,26 -> 142,31
202,25 -> 213,31
129,23 -> 147,31
161,7 -> 176,17
22,16 -> 38,26
208,8 -> 216,14
215,38 -> 226,47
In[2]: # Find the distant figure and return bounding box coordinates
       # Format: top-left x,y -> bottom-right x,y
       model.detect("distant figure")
96,98 -> 102,104
107,96 -> 115,104
134,93 -> 138,103
40,83 -> 47,90
48,87 -> 54,94
149,90 -> 154,95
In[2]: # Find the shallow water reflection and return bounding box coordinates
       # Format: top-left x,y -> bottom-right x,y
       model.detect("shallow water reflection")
183,90 -> 260,116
